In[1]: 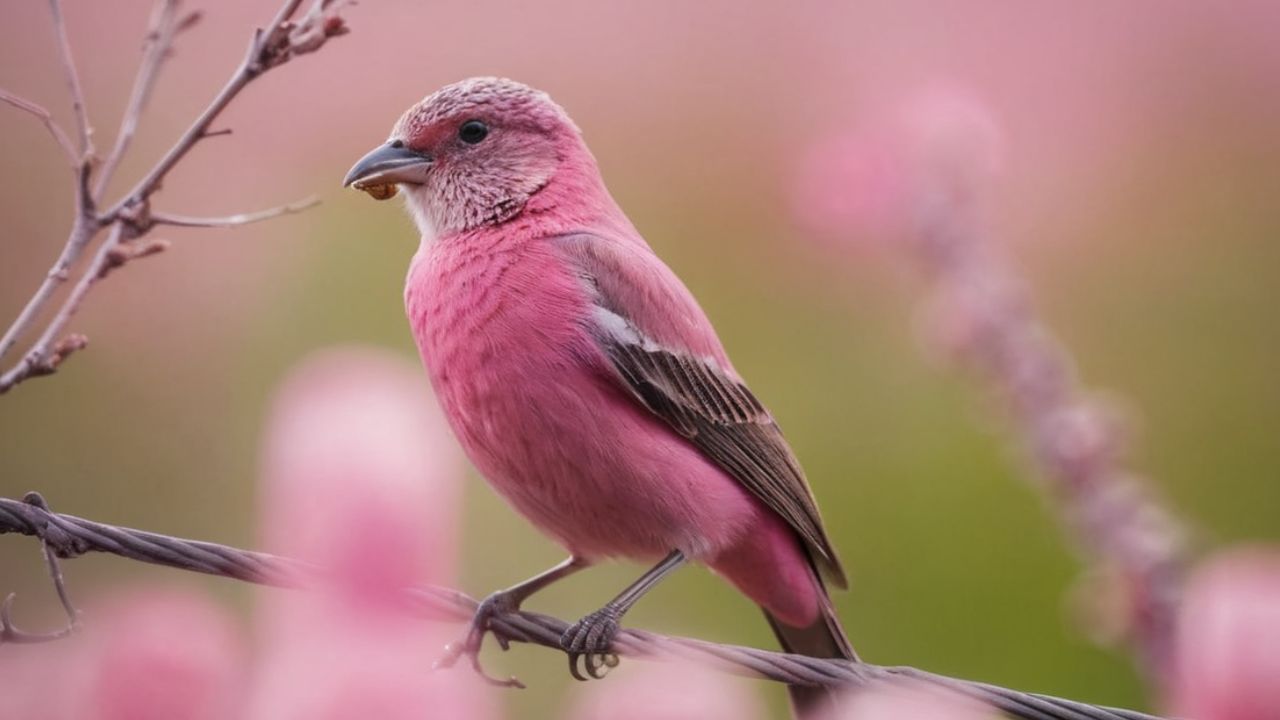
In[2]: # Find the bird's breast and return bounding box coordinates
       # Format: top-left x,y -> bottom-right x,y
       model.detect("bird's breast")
402,233 -> 761,561
404,236 -> 600,465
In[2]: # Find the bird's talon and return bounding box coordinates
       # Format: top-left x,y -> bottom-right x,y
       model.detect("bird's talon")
586,653 -> 613,679
560,606 -> 623,682
469,651 -> 526,688
436,591 -> 521,687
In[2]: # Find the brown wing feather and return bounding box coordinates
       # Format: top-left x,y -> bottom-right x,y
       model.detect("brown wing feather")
602,339 -> 848,588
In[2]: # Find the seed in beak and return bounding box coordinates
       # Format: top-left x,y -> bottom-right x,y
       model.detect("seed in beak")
354,181 -> 398,201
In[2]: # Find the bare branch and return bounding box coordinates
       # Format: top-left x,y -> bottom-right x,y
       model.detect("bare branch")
0,224 -> 125,393
47,0 -> 93,158
151,196 -> 319,228
0,168 -> 98,365
94,0 -> 201,200
0,0 -> 346,395
0,493 -> 1163,720
102,0 -> 348,223
0,89 -> 77,167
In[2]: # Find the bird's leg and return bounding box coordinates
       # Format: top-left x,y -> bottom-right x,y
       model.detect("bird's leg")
561,549 -> 686,681
437,555 -> 589,688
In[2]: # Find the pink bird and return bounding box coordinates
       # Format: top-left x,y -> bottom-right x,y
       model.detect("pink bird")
344,77 -> 855,713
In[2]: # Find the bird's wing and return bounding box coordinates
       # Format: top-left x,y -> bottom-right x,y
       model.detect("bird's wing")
551,232 -> 847,588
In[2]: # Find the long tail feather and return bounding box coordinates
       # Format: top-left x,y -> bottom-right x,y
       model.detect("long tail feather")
765,573 -> 857,718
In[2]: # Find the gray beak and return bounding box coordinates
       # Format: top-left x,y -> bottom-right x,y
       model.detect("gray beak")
342,141 -> 433,188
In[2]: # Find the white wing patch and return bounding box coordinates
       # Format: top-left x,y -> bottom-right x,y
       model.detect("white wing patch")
590,304 -> 652,350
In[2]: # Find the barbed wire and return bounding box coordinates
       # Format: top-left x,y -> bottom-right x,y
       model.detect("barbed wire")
0,492 -> 1164,720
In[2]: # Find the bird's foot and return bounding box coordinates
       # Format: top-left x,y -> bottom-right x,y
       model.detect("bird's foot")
435,591 -> 525,689
560,605 -> 623,681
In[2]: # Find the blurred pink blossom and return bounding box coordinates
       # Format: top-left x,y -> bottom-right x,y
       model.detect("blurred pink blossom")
0,586 -> 248,720
791,84 -> 1002,247
794,77 -> 1188,680
74,589 -> 248,720
1173,547 -> 1280,720
564,660 -> 763,720
250,347 -> 493,720
0,347 -> 494,720
257,346 -> 463,604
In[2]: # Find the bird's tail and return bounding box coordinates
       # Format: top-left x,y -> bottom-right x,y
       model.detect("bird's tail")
764,569 -> 857,719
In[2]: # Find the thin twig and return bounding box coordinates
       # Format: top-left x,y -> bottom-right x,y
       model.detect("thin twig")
100,0 -> 343,223
151,196 -> 319,228
94,0 -> 199,200
0,89 -> 78,166
47,0 -> 93,158
0,163 -> 97,368
0,493 -> 1164,720
0,224 -> 125,394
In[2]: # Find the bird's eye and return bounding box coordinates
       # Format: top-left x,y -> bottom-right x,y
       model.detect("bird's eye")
458,120 -> 489,144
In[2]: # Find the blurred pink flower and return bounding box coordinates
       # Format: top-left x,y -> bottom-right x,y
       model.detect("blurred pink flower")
564,660 -> 763,720
257,346 -> 463,603
790,84 -> 1002,247
74,588 -> 247,720
250,347 -> 494,720
1173,547 -> 1280,720
792,123 -> 913,243
2,589 -> 247,719
0,587 -> 247,720
0,634 -> 76,720
0,348 -> 495,720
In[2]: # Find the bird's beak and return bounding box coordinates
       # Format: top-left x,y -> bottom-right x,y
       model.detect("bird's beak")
343,141 -> 433,195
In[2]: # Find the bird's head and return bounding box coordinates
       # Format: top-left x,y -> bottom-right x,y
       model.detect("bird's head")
344,77 -> 584,238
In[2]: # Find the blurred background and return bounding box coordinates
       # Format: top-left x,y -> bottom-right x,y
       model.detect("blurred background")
1,1 -> 1277,718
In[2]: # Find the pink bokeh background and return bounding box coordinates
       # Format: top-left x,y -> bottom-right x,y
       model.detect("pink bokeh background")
2,1 -> 1278,718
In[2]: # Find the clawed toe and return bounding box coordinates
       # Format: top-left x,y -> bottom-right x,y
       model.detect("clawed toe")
435,592 -> 525,688
561,607 -> 622,681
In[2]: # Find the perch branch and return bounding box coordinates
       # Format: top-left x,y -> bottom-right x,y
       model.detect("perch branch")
0,493 -> 1164,720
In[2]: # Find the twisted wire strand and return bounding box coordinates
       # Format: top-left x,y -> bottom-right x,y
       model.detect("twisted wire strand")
0,493 -> 1164,720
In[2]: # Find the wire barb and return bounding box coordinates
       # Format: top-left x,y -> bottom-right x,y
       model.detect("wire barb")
0,494 -> 82,645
